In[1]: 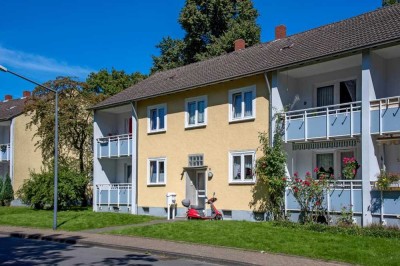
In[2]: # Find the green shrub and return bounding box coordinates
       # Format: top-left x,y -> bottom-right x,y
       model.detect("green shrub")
17,167 -> 89,210
2,174 -> 14,205
0,176 -> 3,206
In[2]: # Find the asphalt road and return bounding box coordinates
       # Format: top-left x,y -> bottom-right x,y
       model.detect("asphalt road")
0,236 -> 221,265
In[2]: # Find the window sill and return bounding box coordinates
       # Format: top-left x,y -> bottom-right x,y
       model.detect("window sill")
147,183 -> 166,187
147,130 -> 166,135
229,117 -> 255,124
229,180 -> 255,185
185,124 -> 207,130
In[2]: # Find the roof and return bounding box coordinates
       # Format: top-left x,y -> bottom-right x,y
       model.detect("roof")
0,98 -> 27,121
93,4 -> 400,110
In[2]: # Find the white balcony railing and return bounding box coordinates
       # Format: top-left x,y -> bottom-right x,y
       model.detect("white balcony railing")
370,96 -> 400,135
0,143 -> 10,161
97,133 -> 132,158
283,102 -> 362,142
95,183 -> 132,211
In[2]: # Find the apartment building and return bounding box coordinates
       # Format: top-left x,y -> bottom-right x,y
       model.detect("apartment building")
92,5 -> 400,225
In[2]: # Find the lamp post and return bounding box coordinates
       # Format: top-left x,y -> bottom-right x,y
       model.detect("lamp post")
0,65 -> 59,230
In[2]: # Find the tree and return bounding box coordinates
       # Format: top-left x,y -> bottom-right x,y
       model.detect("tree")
151,0 -> 260,72
86,68 -> 147,96
1,174 -> 14,206
150,37 -> 186,74
382,0 -> 399,6
25,77 -> 104,174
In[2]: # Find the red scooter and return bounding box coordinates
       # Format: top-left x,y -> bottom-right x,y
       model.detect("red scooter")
182,193 -> 223,220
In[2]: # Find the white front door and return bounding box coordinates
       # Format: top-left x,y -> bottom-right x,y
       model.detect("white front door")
196,171 -> 206,209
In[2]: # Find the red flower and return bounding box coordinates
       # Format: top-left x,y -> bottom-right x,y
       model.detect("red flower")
313,167 -> 319,173
306,171 -> 311,176
294,172 -> 298,178
282,177 -> 287,181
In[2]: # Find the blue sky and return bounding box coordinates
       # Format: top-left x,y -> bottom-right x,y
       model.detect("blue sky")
0,0 -> 381,98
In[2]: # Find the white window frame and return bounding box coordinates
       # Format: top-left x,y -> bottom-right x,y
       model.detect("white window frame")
147,157 -> 167,185
185,95 -> 208,128
147,103 -> 167,133
228,85 -> 256,122
229,150 -> 256,184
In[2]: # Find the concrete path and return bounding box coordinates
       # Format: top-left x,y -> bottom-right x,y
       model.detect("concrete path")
0,225 -> 348,266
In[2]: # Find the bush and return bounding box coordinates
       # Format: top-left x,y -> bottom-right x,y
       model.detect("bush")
2,174 -> 14,205
17,167 -> 89,210
0,176 -> 3,206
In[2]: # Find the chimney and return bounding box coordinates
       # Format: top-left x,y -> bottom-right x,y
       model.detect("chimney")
22,91 -> 31,98
275,25 -> 287,40
4,95 -> 12,101
234,39 -> 246,51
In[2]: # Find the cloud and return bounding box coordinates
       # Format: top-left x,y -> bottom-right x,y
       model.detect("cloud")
0,46 -> 94,78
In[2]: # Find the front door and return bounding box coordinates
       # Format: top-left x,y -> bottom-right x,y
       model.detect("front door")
196,171 -> 206,209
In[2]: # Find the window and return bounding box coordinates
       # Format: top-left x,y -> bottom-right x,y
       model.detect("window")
317,85 -> 334,107
229,86 -> 256,122
340,80 -> 356,104
316,153 -> 334,178
148,158 -> 166,185
229,151 -> 256,183
185,96 -> 207,128
147,104 -> 167,133
188,154 -> 204,167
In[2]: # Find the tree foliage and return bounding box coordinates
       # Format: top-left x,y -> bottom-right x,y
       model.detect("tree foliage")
382,0 -> 399,6
17,167 -> 89,210
151,0 -> 260,73
86,68 -> 147,96
25,77 -> 105,174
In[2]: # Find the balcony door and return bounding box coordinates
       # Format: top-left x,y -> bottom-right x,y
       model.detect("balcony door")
126,164 -> 132,183
340,80 -> 356,105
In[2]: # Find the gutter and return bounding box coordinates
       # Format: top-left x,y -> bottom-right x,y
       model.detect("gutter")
264,72 -> 273,147
91,37 -> 400,111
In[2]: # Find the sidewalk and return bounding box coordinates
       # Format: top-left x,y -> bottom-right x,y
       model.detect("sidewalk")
0,225 -> 347,266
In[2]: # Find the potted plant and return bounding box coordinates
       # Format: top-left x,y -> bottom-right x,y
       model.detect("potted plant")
376,170 -> 400,191
342,157 -> 360,179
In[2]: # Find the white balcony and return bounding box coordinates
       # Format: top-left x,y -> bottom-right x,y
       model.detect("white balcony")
95,183 -> 132,211
97,134 -> 132,158
370,96 -> 400,135
0,143 -> 10,161
283,102 -> 362,142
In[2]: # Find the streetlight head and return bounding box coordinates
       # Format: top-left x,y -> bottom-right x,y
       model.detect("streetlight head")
0,65 -> 8,72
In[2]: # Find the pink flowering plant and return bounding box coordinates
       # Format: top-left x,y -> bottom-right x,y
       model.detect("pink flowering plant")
289,169 -> 330,223
342,157 -> 360,179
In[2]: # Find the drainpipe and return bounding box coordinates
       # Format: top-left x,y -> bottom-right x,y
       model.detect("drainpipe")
131,101 -> 139,214
264,72 -> 273,147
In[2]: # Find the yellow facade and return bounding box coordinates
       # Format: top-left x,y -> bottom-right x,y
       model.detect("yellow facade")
137,74 -> 269,211
12,113 -> 43,192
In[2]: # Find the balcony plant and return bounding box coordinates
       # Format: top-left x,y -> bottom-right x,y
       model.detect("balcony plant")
0,144 -> 7,153
342,157 -> 360,179
376,170 -> 400,191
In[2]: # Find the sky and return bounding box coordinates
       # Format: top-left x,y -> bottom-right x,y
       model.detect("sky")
0,0 -> 382,99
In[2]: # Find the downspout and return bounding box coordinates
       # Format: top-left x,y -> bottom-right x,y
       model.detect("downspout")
9,119 -> 14,186
131,101 -> 139,215
264,72 -> 273,147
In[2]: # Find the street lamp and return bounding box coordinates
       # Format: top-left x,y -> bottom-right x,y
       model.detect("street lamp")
0,65 -> 59,230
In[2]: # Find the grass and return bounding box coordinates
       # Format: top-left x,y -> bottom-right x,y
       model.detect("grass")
0,207 -> 158,231
110,220 -> 400,266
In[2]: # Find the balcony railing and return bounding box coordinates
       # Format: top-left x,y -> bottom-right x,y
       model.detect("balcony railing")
370,96 -> 400,135
0,143 -> 10,161
283,102 -> 362,142
97,134 -> 132,158
95,183 -> 132,211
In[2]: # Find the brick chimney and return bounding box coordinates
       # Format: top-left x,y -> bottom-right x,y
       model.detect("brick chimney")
234,39 -> 246,51
275,25 -> 287,40
22,91 -> 31,98
4,95 -> 12,101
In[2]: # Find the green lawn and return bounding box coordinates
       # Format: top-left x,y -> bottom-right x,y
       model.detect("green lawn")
110,220 -> 399,266
0,207 -> 158,231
